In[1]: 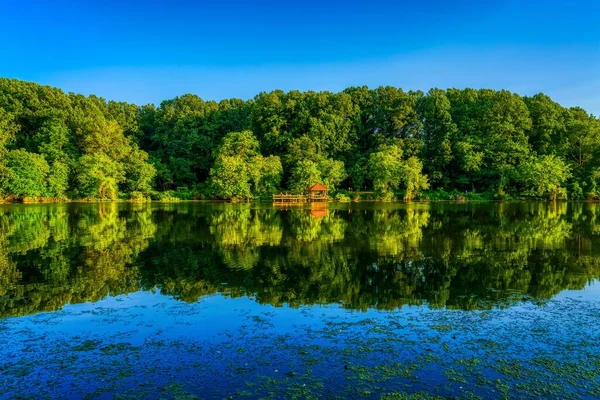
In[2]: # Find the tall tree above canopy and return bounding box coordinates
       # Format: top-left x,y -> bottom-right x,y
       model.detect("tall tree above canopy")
447,88 -> 532,192
345,86 -> 422,152
524,93 -> 568,155
369,87 -> 422,144
148,94 -> 221,186
564,108 -> 600,196
251,90 -> 358,162
418,88 -> 457,186
250,90 -> 289,156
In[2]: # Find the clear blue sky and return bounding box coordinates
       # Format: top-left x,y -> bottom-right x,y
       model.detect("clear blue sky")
1,0 -> 599,113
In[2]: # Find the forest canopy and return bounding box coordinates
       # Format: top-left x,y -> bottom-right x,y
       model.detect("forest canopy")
0,78 -> 599,201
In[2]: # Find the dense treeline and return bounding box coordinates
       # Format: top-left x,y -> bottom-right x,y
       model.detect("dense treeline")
2,202 -> 600,317
1,78 -> 599,201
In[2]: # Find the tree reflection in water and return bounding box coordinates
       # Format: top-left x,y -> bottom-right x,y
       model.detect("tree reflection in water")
1,201 -> 600,318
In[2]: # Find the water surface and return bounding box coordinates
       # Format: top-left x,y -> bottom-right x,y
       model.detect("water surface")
0,202 -> 599,399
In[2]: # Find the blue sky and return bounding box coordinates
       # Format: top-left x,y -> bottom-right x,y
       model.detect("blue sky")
1,0 -> 599,113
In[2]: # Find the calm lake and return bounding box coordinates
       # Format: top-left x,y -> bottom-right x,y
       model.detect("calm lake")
1,202 -> 599,399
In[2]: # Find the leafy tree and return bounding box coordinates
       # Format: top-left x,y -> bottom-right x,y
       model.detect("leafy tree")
46,161 -> 69,198
81,119 -> 132,161
2,149 -> 50,198
367,144 -> 404,199
216,128 -> 260,158
146,94 -> 222,186
76,153 -> 124,199
565,109 -> 600,169
518,155 -> 571,201
34,119 -> 72,164
122,146 -> 156,194
289,160 -> 322,194
0,108 -> 17,199
403,157 -> 429,201
251,90 -> 357,160
319,158 -> 347,190
210,131 -> 282,200
106,101 -> 140,138
288,158 -> 345,194
249,155 -> 283,196
524,93 -> 568,155
418,88 -> 457,186
0,107 -> 17,152
210,155 -> 252,200
347,156 -> 368,191
446,88 -> 532,192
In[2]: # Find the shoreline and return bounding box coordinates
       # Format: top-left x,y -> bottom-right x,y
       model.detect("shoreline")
1,198 -> 599,205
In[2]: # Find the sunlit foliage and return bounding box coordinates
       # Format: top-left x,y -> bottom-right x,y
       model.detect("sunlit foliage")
2,78 -> 599,201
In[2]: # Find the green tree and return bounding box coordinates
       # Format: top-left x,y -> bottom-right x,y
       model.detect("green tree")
418,88 -> 456,186
122,146 -> 156,195
249,155 -> 283,196
146,94 -> 223,186
367,144 -> 404,199
319,158 -> 346,190
0,107 -> 17,152
210,131 -> 282,200
2,149 -> 50,198
46,161 -> 69,198
289,160 -> 322,194
288,158 -> 345,194
3,77 -> 600,202
34,119 -> 73,164
210,156 -> 252,200
403,157 -> 429,201
524,93 -> 568,155
0,108 -> 17,199
76,153 -> 124,199
518,155 -> 571,201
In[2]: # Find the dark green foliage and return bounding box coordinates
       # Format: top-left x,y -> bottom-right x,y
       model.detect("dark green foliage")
0,77 -> 599,201
0,78 -> 155,201
418,88 -> 456,186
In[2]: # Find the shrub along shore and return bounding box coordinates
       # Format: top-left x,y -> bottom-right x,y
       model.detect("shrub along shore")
1,78 -> 599,203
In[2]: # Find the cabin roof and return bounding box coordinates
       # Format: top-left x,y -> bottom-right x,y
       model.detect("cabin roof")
308,183 -> 327,191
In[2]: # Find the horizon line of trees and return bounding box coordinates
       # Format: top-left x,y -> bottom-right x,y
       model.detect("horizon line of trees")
1,78 -> 599,202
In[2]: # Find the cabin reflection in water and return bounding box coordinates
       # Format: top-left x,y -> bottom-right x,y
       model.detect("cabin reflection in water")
310,209 -> 328,218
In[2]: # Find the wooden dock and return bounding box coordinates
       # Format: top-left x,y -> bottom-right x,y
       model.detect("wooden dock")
272,194 -> 329,204
272,194 -> 307,204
